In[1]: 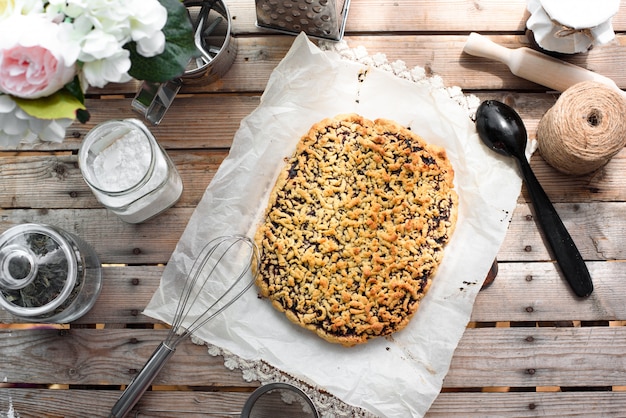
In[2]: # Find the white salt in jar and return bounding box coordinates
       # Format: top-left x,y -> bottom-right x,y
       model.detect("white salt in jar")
79,119 -> 183,224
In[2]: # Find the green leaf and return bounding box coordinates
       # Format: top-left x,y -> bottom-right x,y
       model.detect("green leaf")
76,108 -> 91,124
13,90 -> 86,120
126,0 -> 196,82
64,76 -> 85,105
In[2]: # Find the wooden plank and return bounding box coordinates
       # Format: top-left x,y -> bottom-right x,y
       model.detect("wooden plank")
0,201 -> 622,265
2,388 -> 626,418
77,266 -> 165,326
0,266 -> 162,325
0,151 -> 227,209
0,329 -> 252,387
472,261 -> 626,323
526,149 -> 626,204
500,202 -> 626,262
0,149 -> 623,210
3,261 -> 624,326
227,0 -> 626,34
228,0 -> 529,34
337,34 -> 626,91
429,391 -> 626,417
444,326 -> 626,388
1,326 -> 625,389
1,261 -> 624,326
0,208 -> 192,265
0,388 -> 252,418
0,141 -> 623,211
86,34 -> 626,97
3,95 -> 260,152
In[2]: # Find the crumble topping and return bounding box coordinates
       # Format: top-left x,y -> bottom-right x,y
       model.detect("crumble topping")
254,114 -> 458,346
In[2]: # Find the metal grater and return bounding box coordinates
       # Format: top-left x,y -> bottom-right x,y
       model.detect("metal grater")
255,0 -> 350,41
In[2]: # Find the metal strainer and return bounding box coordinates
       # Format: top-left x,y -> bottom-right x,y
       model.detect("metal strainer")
132,0 -> 237,125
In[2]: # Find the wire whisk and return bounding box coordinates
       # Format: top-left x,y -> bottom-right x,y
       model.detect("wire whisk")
110,235 -> 260,418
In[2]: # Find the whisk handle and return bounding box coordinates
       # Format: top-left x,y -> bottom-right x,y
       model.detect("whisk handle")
109,342 -> 176,418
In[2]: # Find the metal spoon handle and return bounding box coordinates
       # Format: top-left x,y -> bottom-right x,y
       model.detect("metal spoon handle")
109,342 -> 176,418
518,158 -> 593,297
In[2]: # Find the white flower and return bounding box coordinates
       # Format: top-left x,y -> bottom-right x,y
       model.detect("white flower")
80,28 -> 125,61
0,0 -> 44,21
82,48 -> 132,87
0,0 -> 177,146
27,113 -> 74,143
0,13 -> 79,99
44,0 -> 167,87
48,0 -> 167,57
0,94 -> 72,146
126,0 -> 167,57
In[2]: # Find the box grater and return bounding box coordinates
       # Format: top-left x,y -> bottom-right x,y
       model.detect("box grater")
255,0 -> 350,41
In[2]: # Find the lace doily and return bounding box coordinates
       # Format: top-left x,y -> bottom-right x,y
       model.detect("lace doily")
186,38 -> 483,418
320,40 -> 481,119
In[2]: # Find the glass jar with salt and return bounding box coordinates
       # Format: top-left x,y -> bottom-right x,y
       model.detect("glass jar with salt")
79,119 -> 183,224
0,224 -> 102,323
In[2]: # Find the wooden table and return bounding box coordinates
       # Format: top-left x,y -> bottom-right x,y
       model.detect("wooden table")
1,1 -> 625,416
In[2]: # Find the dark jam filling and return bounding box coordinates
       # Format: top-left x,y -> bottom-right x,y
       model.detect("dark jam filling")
260,119 -> 454,339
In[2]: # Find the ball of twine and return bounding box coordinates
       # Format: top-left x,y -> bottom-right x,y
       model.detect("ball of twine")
537,80 -> 626,175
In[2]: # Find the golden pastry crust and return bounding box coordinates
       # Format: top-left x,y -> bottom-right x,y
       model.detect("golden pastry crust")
254,114 -> 458,347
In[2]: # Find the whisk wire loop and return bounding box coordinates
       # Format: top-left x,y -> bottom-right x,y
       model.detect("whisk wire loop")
166,234 -> 259,347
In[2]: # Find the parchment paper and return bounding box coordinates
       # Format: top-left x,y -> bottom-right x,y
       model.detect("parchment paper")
144,33 -> 523,417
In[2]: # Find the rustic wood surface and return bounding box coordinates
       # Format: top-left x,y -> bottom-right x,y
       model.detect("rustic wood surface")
1,0 -> 626,416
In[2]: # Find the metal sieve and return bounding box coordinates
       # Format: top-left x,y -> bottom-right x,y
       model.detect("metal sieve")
240,383 -> 319,418
132,0 -> 237,125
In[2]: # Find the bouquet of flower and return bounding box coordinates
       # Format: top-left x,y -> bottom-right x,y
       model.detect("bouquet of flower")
0,0 -> 196,146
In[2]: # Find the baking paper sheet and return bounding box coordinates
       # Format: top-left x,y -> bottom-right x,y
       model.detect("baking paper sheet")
144,33 -> 523,417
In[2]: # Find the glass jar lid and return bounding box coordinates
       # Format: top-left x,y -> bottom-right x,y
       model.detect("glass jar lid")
0,224 -> 78,317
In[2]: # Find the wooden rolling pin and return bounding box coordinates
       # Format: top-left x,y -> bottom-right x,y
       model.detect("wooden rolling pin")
464,32 -> 626,99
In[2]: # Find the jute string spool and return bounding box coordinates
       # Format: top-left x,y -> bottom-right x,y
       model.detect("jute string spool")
537,80 -> 626,175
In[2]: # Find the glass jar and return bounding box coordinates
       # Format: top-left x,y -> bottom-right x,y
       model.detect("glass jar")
0,224 -> 102,323
79,119 -> 183,224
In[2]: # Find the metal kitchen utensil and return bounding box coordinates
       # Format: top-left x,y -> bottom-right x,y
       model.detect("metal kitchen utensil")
109,235 -> 260,418
255,0 -> 351,41
241,382 -> 319,418
132,0 -> 237,125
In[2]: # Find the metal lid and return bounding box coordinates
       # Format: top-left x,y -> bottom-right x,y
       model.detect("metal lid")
0,224 -> 77,317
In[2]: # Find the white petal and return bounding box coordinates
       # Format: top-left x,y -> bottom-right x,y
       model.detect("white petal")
82,50 -> 132,87
135,31 -> 166,57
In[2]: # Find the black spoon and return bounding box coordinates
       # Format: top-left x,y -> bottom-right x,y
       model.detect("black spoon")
475,100 -> 593,298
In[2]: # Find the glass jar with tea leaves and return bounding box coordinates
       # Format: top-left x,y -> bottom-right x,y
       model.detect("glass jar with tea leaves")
0,224 -> 102,323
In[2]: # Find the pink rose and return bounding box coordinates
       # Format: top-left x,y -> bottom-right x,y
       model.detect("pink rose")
0,14 -> 78,99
